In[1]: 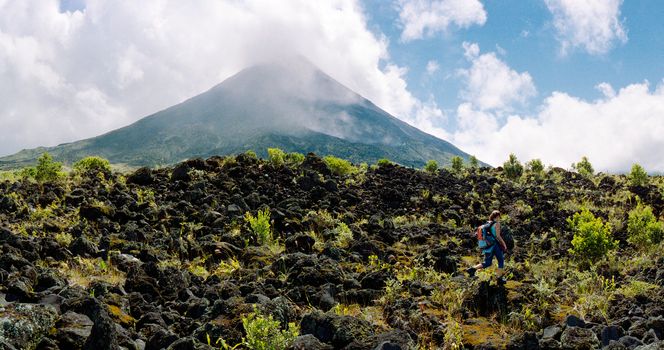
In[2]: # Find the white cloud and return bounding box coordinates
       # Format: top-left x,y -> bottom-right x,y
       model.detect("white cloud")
545,0 -> 627,55
458,42 -> 536,112
451,81 -> 664,172
595,82 -> 616,98
397,0 -> 486,42
0,0 -> 444,156
410,98 -> 450,140
425,60 -> 440,75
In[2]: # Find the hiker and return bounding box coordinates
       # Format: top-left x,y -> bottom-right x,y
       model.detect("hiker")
467,210 -> 508,283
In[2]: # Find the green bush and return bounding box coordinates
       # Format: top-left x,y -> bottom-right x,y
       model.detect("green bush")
284,152 -> 305,166
0,170 -> 22,182
450,156 -> 464,173
568,207 -> 617,262
469,155 -> 479,168
424,160 -> 438,173
267,148 -> 286,167
573,156 -> 594,177
245,208 -> 272,245
627,201 -> 664,249
73,156 -> 111,173
628,163 -> 648,187
323,156 -> 355,176
19,167 -> 37,179
242,307 -> 299,350
503,153 -> 523,180
376,158 -> 392,167
333,222 -> 354,248
34,153 -> 64,182
526,159 -> 544,175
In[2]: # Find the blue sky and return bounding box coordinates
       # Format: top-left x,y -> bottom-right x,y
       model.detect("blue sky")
1,0 -> 663,171
364,0 -> 664,128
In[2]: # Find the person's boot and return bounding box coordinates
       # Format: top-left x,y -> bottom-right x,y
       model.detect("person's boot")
497,276 -> 507,285
466,267 -> 476,277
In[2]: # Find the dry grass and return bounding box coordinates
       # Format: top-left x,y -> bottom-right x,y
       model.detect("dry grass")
58,257 -> 125,288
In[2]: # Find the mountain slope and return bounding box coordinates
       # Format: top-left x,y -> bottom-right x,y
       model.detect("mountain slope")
0,59 -> 473,169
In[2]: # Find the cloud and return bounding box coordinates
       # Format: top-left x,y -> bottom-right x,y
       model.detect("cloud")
397,0 -> 486,41
458,42 -> 536,112
451,81 -> 664,172
0,0 -> 444,156
545,0 -> 627,55
426,60 -> 440,75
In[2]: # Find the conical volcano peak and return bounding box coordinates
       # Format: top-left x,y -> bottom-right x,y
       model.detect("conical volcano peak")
0,59 -> 472,169
218,57 -> 361,106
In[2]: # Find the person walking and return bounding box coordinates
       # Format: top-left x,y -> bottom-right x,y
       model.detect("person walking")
466,210 -> 508,283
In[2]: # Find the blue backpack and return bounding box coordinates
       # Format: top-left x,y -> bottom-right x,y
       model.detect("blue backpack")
475,221 -> 496,250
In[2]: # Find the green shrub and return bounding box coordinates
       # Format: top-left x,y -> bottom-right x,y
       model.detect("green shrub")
0,170 -> 22,183
376,158 -> 392,167
526,159 -> 544,175
333,222 -> 354,248
503,153 -> 523,180
19,167 -> 37,179
469,155 -> 479,168
242,307 -> 299,350
450,156 -> 464,173
617,280 -> 659,298
284,152 -> 305,166
55,232 -> 73,247
627,201 -> 664,248
267,148 -> 286,167
34,152 -> 63,182
323,156 -> 355,176
628,163 -> 648,187
573,156 -> 594,177
424,160 -> 438,173
245,150 -> 258,159
568,207 -> 617,262
73,156 -> 111,173
245,208 -> 272,245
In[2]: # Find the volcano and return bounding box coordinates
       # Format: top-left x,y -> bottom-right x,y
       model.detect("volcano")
0,59 -> 473,169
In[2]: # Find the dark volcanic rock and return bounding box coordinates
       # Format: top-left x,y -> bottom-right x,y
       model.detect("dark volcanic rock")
560,326 -> 600,350
288,335 -> 334,350
52,311 -> 94,349
602,325 -> 626,347
0,303 -> 58,350
508,331 -> 540,350
300,310 -> 373,348
127,167 -> 155,185
466,281 -> 508,317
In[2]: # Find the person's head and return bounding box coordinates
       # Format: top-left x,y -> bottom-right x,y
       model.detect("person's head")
489,210 -> 501,221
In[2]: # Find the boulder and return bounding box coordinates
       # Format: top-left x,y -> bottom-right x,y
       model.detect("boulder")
52,311 -> 94,349
643,329 -> 660,345
647,317 -> 664,340
466,281 -> 508,317
602,325 -> 625,347
300,311 -> 373,348
539,337 -> 561,349
564,315 -> 586,328
0,303 -> 58,350
542,325 -> 563,340
559,326 -> 600,350
634,341 -> 664,349
127,167 -> 154,185
619,335 -> 644,349
507,331 -> 539,349
288,335 -> 334,350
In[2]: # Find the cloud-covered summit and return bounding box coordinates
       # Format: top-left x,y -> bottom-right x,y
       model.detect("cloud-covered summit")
0,0 -> 442,157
